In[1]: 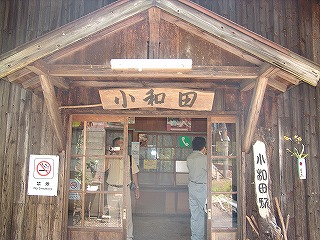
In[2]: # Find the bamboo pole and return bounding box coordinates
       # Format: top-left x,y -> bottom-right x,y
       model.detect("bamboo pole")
274,197 -> 288,240
246,216 -> 259,237
59,103 -> 103,109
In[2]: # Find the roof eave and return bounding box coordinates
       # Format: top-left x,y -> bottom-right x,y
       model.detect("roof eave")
0,0 -> 319,86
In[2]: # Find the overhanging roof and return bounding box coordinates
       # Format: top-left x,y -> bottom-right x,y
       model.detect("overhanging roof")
0,0 -> 320,153
0,0 -> 319,86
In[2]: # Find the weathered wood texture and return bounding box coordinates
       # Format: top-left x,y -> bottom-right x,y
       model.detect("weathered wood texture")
243,83 -> 320,240
0,0 -> 320,240
0,0 -> 319,65
0,80 -> 66,240
278,85 -> 320,240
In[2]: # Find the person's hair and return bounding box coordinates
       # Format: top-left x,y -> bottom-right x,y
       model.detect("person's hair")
112,137 -> 123,146
192,137 -> 206,151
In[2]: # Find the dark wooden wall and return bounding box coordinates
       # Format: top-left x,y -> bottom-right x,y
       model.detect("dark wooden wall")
277,86 -> 320,240
0,0 -> 320,240
0,80 -> 67,239
1,0 -> 319,64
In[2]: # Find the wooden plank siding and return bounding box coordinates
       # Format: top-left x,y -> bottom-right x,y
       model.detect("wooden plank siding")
0,0 -> 320,240
0,80 -> 66,240
0,0 -> 318,64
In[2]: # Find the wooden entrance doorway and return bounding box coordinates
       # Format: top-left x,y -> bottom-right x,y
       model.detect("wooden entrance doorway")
66,115 -> 241,240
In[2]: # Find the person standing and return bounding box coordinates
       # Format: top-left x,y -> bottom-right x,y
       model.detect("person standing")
187,137 -> 208,240
105,137 -> 140,240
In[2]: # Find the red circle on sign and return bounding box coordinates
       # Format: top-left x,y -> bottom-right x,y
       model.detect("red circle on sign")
36,161 -> 51,176
70,181 -> 78,190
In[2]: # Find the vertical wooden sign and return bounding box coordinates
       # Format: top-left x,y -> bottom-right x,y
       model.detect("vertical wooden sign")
253,140 -> 270,218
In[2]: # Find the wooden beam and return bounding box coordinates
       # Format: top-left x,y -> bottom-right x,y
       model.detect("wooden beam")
39,75 -> 65,152
240,79 -> 256,92
27,60 -> 69,89
49,64 -> 259,79
22,76 -> 40,89
70,80 -> 233,89
240,67 -> 288,92
242,64 -> 276,153
276,71 -> 300,85
0,0 -> 316,87
158,0 -> 320,85
267,77 -> 287,92
46,14 -> 145,63
6,68 -> 32,82
148,8 -> 161,59
0,0 -> 154,78
27,60 -> 50,75
161,11 -> 261,65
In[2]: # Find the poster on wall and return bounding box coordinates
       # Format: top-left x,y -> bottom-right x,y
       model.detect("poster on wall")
69,179 -> 81,200
167,118 -> 191,131
144,159 -> 157,170
27,155 -> 59,196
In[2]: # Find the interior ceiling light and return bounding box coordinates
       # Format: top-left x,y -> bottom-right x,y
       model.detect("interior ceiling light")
110,59 -> 192,71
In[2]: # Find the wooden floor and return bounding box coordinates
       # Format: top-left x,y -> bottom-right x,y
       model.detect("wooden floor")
133,214 -> 191,240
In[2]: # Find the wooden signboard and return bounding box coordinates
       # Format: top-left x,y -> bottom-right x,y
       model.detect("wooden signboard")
253,140 -> 270,219
99,88 -> 214,111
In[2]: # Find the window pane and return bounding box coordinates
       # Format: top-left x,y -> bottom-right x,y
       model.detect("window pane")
212,123 -> 236,156
70,158 -> 83,188
100,192 -> 123,228
211,193 -> 237,228
68,120 -> 125,229
85,157 -> 105,186
68,193 -> 83,226
176,148 -> 193,160
211,121 -> 238,232
159,160 -> 174,172
86,127 -> 105,156
141,147 -> 157,160
138,133 -> 205,186
68,192 -> 124,228
71,125 -> 83,155
212,158 -> 237,192
139,147 -> 147,160
146,134 -> 157,145
157,134 -> 174,147
158,147 -> 174,160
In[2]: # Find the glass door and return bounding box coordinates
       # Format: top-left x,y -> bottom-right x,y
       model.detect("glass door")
67,115 -> 128,238
208,116 -> 240,240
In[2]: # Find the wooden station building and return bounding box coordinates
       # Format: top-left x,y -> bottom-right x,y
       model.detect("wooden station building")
0,0 -> 320,239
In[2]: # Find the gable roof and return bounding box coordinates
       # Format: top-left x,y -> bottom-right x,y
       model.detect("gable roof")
0,0 -> 319,88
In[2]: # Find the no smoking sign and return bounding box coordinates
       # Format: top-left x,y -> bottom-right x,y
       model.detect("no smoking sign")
28,155 -> 59,196
34,159 -> 53,179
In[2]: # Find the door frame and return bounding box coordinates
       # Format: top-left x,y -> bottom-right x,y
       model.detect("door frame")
66,114 -> 129,240
207,115 -> 245,240
65,113 -> 245,240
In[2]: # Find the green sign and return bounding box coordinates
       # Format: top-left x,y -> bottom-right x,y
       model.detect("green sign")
179,136 -> 192,148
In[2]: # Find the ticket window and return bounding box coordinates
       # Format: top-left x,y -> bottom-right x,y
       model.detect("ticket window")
137,134 -> 205,187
